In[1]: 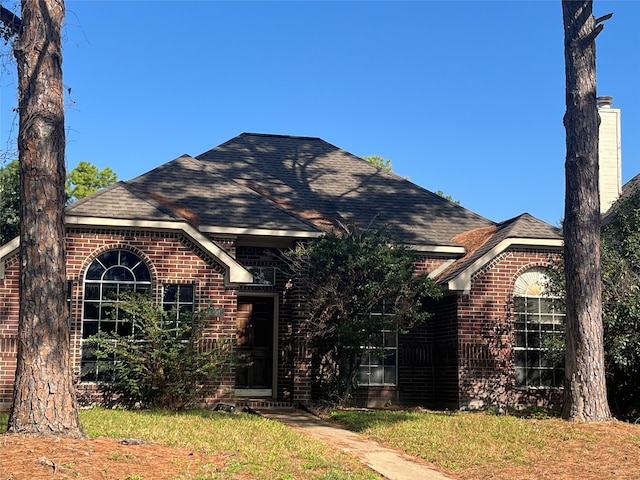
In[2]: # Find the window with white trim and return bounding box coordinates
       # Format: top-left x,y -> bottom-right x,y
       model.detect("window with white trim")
162,283 -> 195,328
357,330 -> 398,386
357,301 -> 398,386
513,268 -> 564,388
81,249 -> 151,382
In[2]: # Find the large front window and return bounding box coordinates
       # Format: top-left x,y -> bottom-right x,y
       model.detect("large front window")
162,283 -> 195,330
513,268 -> 564,388
357,330 -> 397,386
357,301 -> 398,386
81,249 -> 151,381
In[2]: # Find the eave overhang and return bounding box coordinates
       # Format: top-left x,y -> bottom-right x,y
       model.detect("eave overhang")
65,215 -> 254,285
444,237 -> 563,293
0,236 -> 19,279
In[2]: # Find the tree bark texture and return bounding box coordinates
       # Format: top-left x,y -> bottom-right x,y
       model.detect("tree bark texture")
7,0 -> 84,436
561,0 -> 611,421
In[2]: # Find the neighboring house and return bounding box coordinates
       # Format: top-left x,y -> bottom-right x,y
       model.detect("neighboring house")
0,99 -> 624,411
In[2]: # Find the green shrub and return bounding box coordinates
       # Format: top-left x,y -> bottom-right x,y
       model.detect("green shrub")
86,294 -> 242,409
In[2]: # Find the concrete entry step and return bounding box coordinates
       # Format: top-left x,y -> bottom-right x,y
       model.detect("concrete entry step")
233,399 -> 297,410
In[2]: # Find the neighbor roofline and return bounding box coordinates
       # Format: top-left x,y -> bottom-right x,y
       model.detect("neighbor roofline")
65,215 -> 254,285
445,237 -> 563,293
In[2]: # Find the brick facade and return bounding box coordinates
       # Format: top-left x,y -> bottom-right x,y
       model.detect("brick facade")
0,230 -> 562,411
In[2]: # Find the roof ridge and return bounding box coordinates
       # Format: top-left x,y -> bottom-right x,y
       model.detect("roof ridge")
238,132 -> 323,141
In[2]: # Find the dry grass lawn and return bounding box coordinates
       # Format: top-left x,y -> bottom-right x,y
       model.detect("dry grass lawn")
330,408 -> 640,480
1,408 -> 639,479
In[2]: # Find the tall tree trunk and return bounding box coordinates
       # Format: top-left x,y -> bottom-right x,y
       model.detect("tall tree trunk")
6,0 -> 84,436
561,0 -> 611,422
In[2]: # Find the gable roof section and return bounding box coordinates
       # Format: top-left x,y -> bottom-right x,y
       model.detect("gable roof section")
437,213 -> 563,292
65,178 -> 254,285
197,133 -> 494,249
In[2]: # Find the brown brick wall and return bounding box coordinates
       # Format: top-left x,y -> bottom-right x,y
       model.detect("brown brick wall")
0,253 -> 19,409
0,237 -> 562,411
457,247 -> 562,409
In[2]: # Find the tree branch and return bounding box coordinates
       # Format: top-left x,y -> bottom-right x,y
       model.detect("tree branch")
0,4 -> 21,36
582,23 -> 604,47
595,12 -> 613,25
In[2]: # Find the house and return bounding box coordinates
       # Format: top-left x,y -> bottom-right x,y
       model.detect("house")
0,99 -> 624,411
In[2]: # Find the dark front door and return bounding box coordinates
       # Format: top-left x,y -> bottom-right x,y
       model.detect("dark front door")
235,297 -> 274,390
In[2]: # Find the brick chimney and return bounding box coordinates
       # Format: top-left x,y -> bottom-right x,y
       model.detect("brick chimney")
597,96 -> 622,213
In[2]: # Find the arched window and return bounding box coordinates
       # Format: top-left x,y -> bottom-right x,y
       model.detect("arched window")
513,267 -> 564,388
81,249 -> 151,381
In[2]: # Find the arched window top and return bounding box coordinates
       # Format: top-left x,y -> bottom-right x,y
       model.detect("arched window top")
514,267 -> 550,297
85,249 -> 151,283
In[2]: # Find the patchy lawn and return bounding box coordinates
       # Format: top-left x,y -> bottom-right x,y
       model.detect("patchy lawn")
330,408 -> 640,480
0,408 -> 380,480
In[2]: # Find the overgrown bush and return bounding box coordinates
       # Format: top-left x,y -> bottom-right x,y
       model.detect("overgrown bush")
284,224 -> 442,405
86,294 -> 241,410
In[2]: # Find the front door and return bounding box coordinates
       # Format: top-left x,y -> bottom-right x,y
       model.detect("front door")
235,297 -> 274,393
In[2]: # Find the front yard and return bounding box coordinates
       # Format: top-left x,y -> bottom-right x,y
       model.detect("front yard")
1,407 -> 639,479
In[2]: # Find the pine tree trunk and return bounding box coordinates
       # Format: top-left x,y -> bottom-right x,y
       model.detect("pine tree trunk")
561,0 -> 611,422
7,0 -> 84,436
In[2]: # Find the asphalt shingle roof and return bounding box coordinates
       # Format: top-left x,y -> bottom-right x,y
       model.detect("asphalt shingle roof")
196,133 -> 495,247
437,213 -> 562,284
66,133 -> 563,254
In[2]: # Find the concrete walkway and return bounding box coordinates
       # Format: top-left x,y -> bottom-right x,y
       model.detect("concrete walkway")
259,408 -> 454,480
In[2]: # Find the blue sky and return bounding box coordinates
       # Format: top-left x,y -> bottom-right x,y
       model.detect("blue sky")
1,1 -> 639,226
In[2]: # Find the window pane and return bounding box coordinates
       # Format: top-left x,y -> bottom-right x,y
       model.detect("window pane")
84,284 -> 100,300
360,351 -> 371,366
83,321 -> 99,339
179,285 -> 194,302
100,305 -> 115,321
133,263 -> 151,281
368,353 -> 382,366
513,297 -> 525,311
539,298 -> 554,314
104,267 -> 133,282
100,321 -> 116,334
514,350 -> 526,367
83,302 -> 99,320
119,251 -> 139,268
369,367 -> 383,384
527,350 -> 540,368
103,284 -> 118,299
384,366 -> 397,384
80,362 -> 97,382
383,331 -> 397,347
86,262 -> 105,280
117,322 -> 133,336
98,250 -> 118,268
357,369 -> 370,385
527,332 -> 540,348
527,368 -> 541,387
164,285 -> 178,303
383,351 -> 396,367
